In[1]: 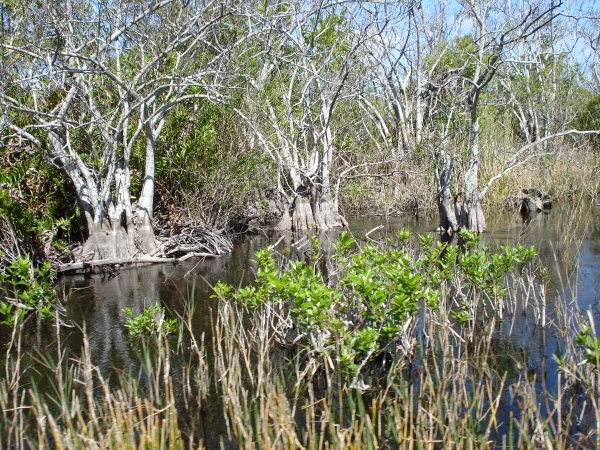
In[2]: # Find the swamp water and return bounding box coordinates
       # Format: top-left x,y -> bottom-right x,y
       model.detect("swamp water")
3,204 -> 600,448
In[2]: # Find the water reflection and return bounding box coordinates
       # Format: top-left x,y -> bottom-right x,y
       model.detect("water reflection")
52,204 -> 600,445
60,205 -> 600,370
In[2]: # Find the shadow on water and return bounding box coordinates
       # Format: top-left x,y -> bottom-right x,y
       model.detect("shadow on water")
6,203 -> 600,446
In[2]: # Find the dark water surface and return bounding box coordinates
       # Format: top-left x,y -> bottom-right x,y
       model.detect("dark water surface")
53,205 -> 600,445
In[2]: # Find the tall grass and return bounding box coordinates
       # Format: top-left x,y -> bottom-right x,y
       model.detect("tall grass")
479,135 -> 599,207
211,271 -> 599,449
340,127 -> 599,216
0,231 -> 598,449
0,317 -> 191,449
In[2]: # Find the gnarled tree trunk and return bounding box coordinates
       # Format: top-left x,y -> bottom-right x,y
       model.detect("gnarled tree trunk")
80,183 -> 157,261
276,179 -> 347,232
75,160 -> 157,261
277,193 -> 348,232
458,198 -> 486,233
435,153 -> 459,233
437,188 -> 460,233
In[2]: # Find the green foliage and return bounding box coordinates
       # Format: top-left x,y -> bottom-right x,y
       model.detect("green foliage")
0,142 -> 79,258
451,305 -> 472,323
122,304 -> 176,340
574,95 -> 600,145
214,238 -> 401,376
397,230 -> 411,244
418,235 -> 459,290
153,100 -> 272,227
576,95 -> 600,129
427,35 -> 481,81
576,326 -> 600,367
0,256 -> 56,325
215,233 -> 541,378
458,236 -> 536,298
332,230 -> 356,255
505,52 -> 585,143
423,34 -> 491,136
302,11 -> 352,69
417,232 -> 536,319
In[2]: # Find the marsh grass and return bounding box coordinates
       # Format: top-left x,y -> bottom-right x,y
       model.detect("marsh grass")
0,231 -> 599,449
0,316 -> 190,449
341,131 -> 599,217
479,137 -> 599,208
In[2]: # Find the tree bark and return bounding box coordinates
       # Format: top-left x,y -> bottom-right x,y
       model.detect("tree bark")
436,187 -> 459,233
136,127 -> 159,254
276,192 -> 347,232
458,200 -> 486,233
82,228 -> 138,261
434,145 -> 460,233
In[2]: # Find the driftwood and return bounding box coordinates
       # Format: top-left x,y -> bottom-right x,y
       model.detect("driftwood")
150,226 -> 233,258
504,188 -> 552,214
57,253 -> 218,274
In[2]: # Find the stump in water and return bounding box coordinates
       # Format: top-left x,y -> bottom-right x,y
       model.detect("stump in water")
504,188 -> 552,214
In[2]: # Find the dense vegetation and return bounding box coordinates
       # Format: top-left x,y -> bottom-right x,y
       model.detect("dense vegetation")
1,228 -> 599,448
0,0 -> 599,267
1,1 -> 600,447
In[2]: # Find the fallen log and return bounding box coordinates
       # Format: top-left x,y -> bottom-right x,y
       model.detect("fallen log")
57,253 -> 217,274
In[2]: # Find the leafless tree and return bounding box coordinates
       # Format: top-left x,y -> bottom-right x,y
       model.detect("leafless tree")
360,0 -> 471,229
455,0 -> 600,232
361,0 -> 598,232
239,0 -> 399,231
1,0 -> 253,260
361,1 -> 464,156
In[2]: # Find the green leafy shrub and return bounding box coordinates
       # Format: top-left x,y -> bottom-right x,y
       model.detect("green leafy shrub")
122,304 -> 176,339
457,231 -> 536,298
0,256 -> 56,325
576,326 -> 600,367
214,230 -> 433,376
215,230 -> 539,378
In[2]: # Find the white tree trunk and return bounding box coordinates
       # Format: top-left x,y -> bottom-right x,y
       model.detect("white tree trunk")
136,133 -> 158,254
435,155 -> 459,233
460,113 -> 486,232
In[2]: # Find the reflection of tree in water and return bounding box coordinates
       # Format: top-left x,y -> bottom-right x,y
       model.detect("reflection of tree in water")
62,231 -> 342,370
61,209 -> 600,370
66,243 -> 262,372
80,265 -> 171,373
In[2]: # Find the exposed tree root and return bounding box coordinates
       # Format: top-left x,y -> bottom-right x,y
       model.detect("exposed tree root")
150,226 -> 233,258
60,226 -> 233,274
